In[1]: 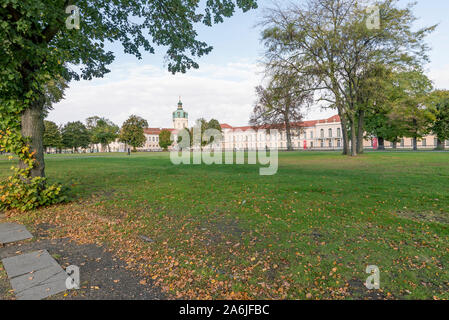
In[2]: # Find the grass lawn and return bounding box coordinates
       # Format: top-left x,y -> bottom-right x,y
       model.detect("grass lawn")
0,151 -> 448,299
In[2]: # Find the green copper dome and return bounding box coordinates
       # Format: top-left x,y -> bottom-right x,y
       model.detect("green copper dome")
173,100 -> 188,119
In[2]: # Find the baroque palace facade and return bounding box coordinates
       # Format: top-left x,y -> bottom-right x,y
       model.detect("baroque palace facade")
108,99 -> 448,152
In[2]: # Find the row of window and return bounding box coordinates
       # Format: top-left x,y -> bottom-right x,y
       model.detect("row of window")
319,128 -> 341,139
230,139 -> 344,149
226,128 -> 342,142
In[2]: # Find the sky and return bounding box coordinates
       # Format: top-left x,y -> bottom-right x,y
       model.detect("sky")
48,0 -> 449,129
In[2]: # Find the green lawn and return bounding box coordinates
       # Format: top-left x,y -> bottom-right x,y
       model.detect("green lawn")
1,151 -> 448,299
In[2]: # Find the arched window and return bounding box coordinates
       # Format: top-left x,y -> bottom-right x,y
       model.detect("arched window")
320,129 -> 324,138
328,129 -> 332,138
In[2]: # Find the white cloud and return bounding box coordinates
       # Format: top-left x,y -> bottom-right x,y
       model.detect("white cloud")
48,61 -> 266,128
428,64 -> 449,91
49,63 -> 268,127
48,60 -> 357,129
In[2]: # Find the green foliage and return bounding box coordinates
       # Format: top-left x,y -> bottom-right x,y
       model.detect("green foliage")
86,116 -> 119,151
177,128 -> 193,148
0,172 -> 67,212
365,69 -> 436,148
43,120 -> 62,150
204,119 -> 223,145
61,121 -> 90,151
0,128 -> 67,212
119,115 -> 149,151
159,129 -> 173,151
429,90 -> 449,147
388,70 -> 435,141
190,118 -> 223,147
365,112 -> 403,144
43,76 -> 69,117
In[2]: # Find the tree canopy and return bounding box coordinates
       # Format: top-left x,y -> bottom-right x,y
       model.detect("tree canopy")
119,115 -> 148,151
43,120 -> 63,151
86,116 -> 119,151
429,90 -> 449,149
159,129 -> 173,151
61,121 -> 90,151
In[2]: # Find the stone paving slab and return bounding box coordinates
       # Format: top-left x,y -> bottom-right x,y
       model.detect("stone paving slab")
1,250 -> 68,300
0,223 -> 33,244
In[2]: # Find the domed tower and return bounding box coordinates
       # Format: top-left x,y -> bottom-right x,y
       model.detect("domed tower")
173,98 -> 189,130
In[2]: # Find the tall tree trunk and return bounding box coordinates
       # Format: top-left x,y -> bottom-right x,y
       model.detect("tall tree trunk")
356,109 -> 365,154
436,139 -> 444,150
285,118 -> 293,151
412,118 -> 418,151
378,137 -> 385,150
19,95 -> 45,178
339,111 -> 350,155
392,141 -> 397,149
350,118 -> 357,157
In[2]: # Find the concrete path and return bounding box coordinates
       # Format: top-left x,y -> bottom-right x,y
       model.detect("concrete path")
1,250 -> 67,300
0,223 -> 33,245
0,223 -> 165,300
0,223 -> 68,300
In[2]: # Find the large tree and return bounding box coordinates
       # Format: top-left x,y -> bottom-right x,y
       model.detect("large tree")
0,0 -> 258,178
159,129 -> 173,151
61,121 -> 90,151
119,115 -> 148,152
365,112 -> 404,150
388,70 -> 435,151
194,118 -> 223,148
86,116 -> 119,152
260,0 -> 435,156
250,72 -> 312,151
429,90 -> 449,150
43,120 -> 63,152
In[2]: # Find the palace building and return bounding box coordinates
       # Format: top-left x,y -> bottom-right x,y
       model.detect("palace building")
106,99 -> 448,153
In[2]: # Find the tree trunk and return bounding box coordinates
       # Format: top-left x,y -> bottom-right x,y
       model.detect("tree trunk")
436,139 -> 444,150
339,112 -> 350,156
393,141 -> 397,149
412,118 -> 418,151
378,137 -> 385,150
19,96 -> 45,178
350,119 -> 357,156
285,118 -> 293,151
356,109 -> 365,154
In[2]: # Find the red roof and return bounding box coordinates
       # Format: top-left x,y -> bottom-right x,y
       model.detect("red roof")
144,128 -> 161,135
220,123 -> 233,129
144,115 -> 341,135
221,115 -> 341,131
144,128 -> 176,135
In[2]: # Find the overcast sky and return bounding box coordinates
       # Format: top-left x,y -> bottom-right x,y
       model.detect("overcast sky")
48,0 -> 449,128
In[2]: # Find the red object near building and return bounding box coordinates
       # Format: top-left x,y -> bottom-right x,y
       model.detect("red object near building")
373,138 -> 378,150
304,140 -> 307,150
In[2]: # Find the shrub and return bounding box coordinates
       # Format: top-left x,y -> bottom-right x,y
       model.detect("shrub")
0,128 -> 68,212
